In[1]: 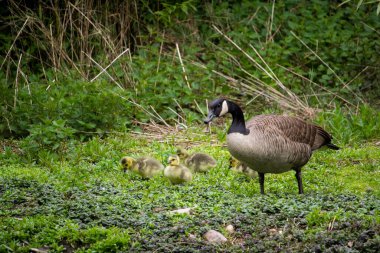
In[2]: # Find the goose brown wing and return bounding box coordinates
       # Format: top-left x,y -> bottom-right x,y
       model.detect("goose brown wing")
247,115 -> 333,151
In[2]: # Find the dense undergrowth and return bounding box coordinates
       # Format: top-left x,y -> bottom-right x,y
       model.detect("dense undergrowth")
1,0 -> 380,141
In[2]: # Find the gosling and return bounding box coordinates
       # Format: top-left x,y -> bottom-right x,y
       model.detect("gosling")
229,156 -> 258,178
120,156 -> 164,179
176,147 -> 217,173
164,155 -> 193,184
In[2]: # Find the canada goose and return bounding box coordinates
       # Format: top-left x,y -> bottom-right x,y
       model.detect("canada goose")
204,98 -> 340,194
229,156 -> 258,178
120,156 -> 164,179
176,147 -> 217,173
164,155 -> 193,184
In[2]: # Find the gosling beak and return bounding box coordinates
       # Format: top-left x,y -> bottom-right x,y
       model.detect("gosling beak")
204,111 -> 216,124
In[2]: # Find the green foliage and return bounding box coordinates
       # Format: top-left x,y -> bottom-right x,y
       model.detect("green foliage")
0,131 -> 379,251
306,207 -> 343,227
154,0 -> 197,26
199,0 -> 380,105
1,75 -> 129,137
22,119 -> 76,152
316,105 -> 380,145
128,45 -> 222,125
2,0 -> 380,145
60,224 -> 131,252
0,216 -> 131,252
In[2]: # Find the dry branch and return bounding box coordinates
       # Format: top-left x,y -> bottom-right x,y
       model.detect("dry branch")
1,17 -> 30,70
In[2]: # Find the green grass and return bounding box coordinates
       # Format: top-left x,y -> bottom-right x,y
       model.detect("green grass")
1,127 -> 379,252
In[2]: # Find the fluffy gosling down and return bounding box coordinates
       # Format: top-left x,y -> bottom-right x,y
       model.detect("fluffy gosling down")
120,156 -> 164,179
204,97 -> 340,194
164,155 -> 193,184
176,147 -> 217,173
229,156 -> 258,178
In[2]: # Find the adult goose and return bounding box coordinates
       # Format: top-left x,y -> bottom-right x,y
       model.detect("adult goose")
204,98 -> 339,194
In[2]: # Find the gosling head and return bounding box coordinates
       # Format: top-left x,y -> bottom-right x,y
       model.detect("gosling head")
176,147 -> 188,159
204,98 -> 229,124
120,156 -> 136,171
229,156 -> 239,169
168,155 -> 180,166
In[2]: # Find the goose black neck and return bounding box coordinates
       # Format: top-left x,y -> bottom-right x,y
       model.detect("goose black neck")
227,101 -> 249,135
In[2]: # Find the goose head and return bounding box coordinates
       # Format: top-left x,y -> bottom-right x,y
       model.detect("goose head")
176,147 -> 189,159
204,98 -> 229,124
120,156 -> 136,171
204,98 -> 248,134
229,156 -> 239,169
168,154 -> 180,166
121,156 -> 135,168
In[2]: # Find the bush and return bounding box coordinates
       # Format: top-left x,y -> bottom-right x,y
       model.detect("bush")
0,76 -> 130,139
199,0 -> 380,105
316,105 -> 380,145
1,0 -> 379,147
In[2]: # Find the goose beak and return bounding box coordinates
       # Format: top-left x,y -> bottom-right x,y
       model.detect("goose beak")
204,111 -> 215,124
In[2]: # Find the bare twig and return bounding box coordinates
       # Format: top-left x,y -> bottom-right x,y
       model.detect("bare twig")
291,31 -> 364,103
290,31 -> 345,84
90,48 -> 130,82
212,25 -> 309,113
174,99 -> 186,116
194,99 -> 205,116
1,17 -> 30,70
176,43 -> 191,89
360,21 -> 380,36
337,0 -> 352,7
68,2 -> 114,52
277,64 -> 355,107
167,107 -> 188,129
249,44 -> 304,106
117,94 -> 152,117
267,0 -> 276,43
84,52 -> 123,89
193,59 -> 314,116
150,105 -> 171,128
14,54 -> 23,108
155,40 -> 164,88
344,66 -> 369,88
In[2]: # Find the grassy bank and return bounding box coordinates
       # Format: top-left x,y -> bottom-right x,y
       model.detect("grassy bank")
1,127 -> 379,252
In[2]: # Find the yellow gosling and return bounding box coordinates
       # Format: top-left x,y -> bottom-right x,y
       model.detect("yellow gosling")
164,155 -> 193,184
229,156 -> 257,178
176,147 -> 216,173
120,156 -> 164,179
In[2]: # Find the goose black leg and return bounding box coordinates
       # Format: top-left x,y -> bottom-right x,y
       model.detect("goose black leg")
258,172 -> 265,194
295,169 -> 303,194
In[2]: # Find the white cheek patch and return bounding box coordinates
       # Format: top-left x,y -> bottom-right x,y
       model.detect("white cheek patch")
219,100 -> 228,116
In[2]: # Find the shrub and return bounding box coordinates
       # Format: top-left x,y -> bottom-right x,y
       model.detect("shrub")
1,76 -> 129,139
316,105 -> 380,145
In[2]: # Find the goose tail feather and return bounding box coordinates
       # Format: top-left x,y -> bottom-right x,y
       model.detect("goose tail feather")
326,143 -> 340,150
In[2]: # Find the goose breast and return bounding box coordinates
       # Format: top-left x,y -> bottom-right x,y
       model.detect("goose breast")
227,123 -> 312,174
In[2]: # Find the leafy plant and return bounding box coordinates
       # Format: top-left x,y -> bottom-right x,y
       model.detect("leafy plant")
316,104 -> 380,145
25,119 -> 75,150
1,76 -> 130,137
